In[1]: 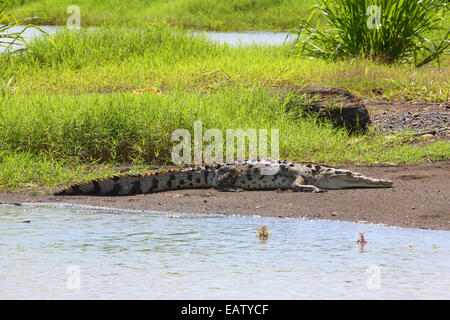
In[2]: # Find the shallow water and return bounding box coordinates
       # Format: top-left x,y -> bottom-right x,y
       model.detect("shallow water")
0,25 -> 61,52
0,203 -> 449,299
0,26 -> 295,52
195,31 -> 296,46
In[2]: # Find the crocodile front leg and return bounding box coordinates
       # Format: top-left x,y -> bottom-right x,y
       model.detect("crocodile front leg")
214,168 -> 244,192
292,176 -> 325,193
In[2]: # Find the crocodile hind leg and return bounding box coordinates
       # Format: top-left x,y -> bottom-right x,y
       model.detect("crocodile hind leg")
292,176 -> 325,193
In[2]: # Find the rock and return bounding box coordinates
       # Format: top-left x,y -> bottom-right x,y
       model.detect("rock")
275,85 -> 371,132
421,134 -> 435,140
347,138 -> 361,145
372,87 -> 384,96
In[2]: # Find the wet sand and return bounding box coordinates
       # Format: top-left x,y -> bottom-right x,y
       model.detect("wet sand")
1,162 -> 448,230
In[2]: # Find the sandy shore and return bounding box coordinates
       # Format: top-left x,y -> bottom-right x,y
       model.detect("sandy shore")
0,161 -> 449,230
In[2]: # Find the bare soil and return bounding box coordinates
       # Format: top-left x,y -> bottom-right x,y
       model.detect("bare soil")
367,99 -> 449,138
1,162 -> 448,230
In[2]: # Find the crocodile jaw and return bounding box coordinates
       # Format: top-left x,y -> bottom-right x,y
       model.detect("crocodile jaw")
316,170 -> 393,189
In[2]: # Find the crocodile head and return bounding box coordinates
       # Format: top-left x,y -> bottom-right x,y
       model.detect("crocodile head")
314,168 -> 393,189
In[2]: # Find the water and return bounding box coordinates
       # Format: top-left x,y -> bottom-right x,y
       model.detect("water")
0,26 -> 296,52
195,31 -> 296,46
0,25 -> 61,52
0,203 -> 449,300
0,25 -> 447,299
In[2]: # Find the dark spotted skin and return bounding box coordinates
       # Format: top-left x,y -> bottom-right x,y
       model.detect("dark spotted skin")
54,159 -> 393,195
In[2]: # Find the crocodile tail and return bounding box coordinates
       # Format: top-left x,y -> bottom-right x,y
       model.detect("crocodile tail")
54,168 -> 212,196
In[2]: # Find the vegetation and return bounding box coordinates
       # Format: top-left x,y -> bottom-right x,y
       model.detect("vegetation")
0,1 -> 448,192
1,0 -> 34,50
1,88 -> 449,191
3,88 -> 448,164
4,0 -> 316,31
295,0 -> 449,67
2,27 -> 448,100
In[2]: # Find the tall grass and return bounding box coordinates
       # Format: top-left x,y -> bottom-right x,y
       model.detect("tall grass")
295,0 -> 449,67
0,23 -> 448,190
0,88 -> 448,166
0,87 -> 448,191
13,26 -> 224,68
0,150 -> 118,192
1,26 -> 448,100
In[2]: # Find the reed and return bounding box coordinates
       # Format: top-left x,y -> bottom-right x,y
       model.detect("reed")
0,0 -> 27,49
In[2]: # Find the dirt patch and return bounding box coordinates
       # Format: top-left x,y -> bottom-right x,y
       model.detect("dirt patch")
371,110 -> 449,137
365,99 -> 449,114
398,174 -> 430,180
1,162 -> 449,231
274,85 -> 449,137
366,99 -> 449,138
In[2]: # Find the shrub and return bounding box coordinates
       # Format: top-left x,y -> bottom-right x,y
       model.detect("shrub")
294,0 -> 449,67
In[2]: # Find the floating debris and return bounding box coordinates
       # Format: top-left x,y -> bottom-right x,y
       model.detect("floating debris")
257,226 -> 271,241
356,232 -> 367,245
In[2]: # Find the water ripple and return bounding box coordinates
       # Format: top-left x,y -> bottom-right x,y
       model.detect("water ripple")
0,204 -> 449,299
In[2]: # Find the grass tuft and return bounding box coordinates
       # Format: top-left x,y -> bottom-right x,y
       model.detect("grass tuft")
295,0 -> 449,67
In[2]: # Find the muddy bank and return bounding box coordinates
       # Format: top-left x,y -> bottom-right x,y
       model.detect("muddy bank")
1,162 -> 449,230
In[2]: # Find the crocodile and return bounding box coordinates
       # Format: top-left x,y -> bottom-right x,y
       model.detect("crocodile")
55,159 -> 393,196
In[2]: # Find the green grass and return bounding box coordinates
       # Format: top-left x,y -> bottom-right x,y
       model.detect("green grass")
0,87 -> 449,192
0,0 -> 41,50
295,0 -> 449,67
0,151 -> 119,192
0,25 -> 448,192
5,0 -> 316,31
2,27 -> 448,100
